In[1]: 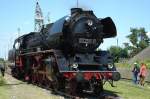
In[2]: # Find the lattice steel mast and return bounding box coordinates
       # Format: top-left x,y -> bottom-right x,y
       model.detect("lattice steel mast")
34,0 -> 44,32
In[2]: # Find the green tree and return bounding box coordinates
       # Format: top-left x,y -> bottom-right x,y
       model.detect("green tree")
108,45 -> 129,62
127,28 -> 138,47
108,46 -> 120,62
126,27 -> 150,57
0,58 -> 4,63
120,48 -> 128,58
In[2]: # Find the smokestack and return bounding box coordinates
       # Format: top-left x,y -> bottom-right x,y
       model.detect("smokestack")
71,8 -> 82,15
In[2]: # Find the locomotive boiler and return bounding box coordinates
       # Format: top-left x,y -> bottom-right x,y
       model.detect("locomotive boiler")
20,8 -> 116,53
10,8 -> 120,95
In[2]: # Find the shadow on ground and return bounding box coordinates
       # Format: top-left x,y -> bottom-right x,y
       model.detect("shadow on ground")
50,89 -> 121,99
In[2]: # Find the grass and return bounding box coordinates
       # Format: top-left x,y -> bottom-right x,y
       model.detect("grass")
115,62 -> 130,68
0,76 -> 6,86
0,76 -> 10,99
104,80 -> 150,99
0,86 -> 10,99
2,74 -> 63,99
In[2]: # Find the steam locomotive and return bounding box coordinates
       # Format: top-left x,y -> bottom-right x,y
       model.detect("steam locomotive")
10,8 -> 120,95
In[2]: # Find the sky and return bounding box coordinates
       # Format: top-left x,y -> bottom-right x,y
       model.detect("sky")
0,0 -> 150,59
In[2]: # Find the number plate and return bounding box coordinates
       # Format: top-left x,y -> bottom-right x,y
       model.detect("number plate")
79,38 -> 96,44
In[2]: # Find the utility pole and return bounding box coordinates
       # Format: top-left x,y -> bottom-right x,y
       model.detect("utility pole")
117,38 -> 118,47
47,12 -> 50,24
77,0 -> 79,8
4,44 -> 7,60
34,0 -> 44,32
17,27 -> 20,37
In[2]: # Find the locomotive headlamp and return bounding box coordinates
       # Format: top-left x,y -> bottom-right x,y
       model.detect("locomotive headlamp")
72,63 -> 78,70
65,16 -> 70,22
108,63 -> 113,69
15,42 -> 20,49
87,20 -> 93,26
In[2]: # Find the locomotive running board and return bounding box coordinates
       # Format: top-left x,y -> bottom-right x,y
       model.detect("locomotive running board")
19,49 -> 56,56
59,71 -> 119,73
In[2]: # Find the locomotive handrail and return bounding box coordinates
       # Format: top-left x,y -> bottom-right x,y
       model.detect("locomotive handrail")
60,71 -> 119,73
19,49 -> 55,56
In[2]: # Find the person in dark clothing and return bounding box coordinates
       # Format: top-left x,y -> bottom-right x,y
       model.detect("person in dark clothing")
132,62 -> 140,84
0,63 -> 5,77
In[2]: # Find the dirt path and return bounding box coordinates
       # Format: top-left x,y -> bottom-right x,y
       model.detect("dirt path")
4,74 -> 64,99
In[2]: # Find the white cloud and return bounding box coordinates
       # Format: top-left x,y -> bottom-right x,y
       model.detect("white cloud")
147,32 -> 150,38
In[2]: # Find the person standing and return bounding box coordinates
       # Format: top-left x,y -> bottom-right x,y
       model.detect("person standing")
139,63 -> 147,86
132,62 -> 140,84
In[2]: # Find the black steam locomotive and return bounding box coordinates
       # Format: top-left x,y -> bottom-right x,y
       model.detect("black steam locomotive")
10,8 -> 120,95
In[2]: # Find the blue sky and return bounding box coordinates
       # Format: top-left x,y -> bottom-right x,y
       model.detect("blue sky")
0,0 -> 150,59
